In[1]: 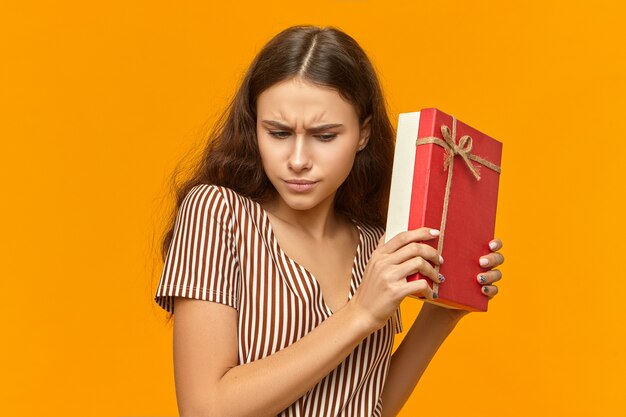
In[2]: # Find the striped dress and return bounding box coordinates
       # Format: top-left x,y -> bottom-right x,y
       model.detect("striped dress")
154,184 -> 403,417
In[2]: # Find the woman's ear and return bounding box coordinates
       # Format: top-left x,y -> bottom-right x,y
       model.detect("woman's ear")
357,115 -> 372,152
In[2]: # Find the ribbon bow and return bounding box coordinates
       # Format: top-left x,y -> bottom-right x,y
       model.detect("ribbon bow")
441,125 -> 481,180
416,116 -> 501,180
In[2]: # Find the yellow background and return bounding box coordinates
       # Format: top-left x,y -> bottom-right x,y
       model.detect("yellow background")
2,0 -> 624,416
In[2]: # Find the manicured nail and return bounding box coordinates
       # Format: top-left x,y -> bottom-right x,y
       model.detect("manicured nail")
478,274 -> 487,284
438,273 -> 445,283
439,255 -> 444,264
489,241 -> 497,250
433,292 -> 438,299
429,229 -> 440,236
483,286 -> 489,293
480,257 -> 489,267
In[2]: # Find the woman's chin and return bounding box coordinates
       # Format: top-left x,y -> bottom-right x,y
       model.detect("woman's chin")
276,190 -> 332,213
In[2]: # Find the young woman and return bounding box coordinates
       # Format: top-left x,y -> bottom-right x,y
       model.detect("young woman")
154,25 -> 505,417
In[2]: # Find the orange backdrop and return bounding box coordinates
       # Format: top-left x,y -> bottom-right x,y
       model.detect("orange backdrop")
2,1 -> 624,416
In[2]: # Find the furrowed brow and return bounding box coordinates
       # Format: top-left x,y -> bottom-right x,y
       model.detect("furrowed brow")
262,120 -> 344,133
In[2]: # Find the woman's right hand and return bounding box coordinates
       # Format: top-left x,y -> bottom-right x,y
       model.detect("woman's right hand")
349,227 -> 444,332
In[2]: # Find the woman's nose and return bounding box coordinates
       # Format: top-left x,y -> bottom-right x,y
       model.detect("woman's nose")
288,136 -> 312,171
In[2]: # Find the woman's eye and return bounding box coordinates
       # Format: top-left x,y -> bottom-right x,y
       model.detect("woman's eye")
268,131 -> 290,139
316,134 -> 337,142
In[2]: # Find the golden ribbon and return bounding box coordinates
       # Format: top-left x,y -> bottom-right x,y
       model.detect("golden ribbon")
415,115 -> 501,298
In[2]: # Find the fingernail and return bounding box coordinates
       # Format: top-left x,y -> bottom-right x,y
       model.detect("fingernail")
478,274 -> 487,284
439,255 -> 444,264
429,229 -> 440,236
483,287 -> 489,294
480,258 -> 489,267
433,292 -> 438,299
489,241 -> 497,250
438,273 -> 445,283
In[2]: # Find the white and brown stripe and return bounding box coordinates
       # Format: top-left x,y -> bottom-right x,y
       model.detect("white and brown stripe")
155,184 -> 403,417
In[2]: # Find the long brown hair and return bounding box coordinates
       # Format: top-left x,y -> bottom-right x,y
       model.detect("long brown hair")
158,25 -> 395,309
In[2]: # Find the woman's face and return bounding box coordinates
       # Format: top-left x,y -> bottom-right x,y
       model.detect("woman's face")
256,77 -> 371,213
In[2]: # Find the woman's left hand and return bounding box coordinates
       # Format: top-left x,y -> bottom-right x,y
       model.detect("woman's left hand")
421,238 -> 505,323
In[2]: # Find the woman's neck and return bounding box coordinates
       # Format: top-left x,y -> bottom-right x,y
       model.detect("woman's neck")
260,191 -> 349,242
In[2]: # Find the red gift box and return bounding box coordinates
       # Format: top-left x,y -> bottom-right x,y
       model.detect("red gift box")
385,108 -> 503,312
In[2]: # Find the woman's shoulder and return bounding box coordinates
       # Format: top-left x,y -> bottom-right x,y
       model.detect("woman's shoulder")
185,183 -> 247,207
183,183 -> 228,208
183,183 -> 259,226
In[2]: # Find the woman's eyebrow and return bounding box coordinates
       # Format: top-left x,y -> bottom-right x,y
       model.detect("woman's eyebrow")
261,120 -> 344,132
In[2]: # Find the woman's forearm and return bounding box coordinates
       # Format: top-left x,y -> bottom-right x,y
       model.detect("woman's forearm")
380,305 -> 461,417
215,302 -> 375,417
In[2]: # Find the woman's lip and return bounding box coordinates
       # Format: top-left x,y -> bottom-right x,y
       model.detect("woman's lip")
284,179 -> 318,184
283,180 -> 319,192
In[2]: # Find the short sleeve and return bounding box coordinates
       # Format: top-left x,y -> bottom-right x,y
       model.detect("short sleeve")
154,184 -> 241,314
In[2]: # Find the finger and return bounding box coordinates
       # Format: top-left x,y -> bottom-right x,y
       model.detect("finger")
379,227 -> 440,255
479,252 -> 505,268
480,284 -> 498,298
477,269 -> 502,285
397,256 -> 441,284
387,241 -> 443,268
404,278 -> 435,300
488,238 -> 503,251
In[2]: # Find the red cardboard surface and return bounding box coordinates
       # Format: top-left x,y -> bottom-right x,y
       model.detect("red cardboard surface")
407,108 -> 503,312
